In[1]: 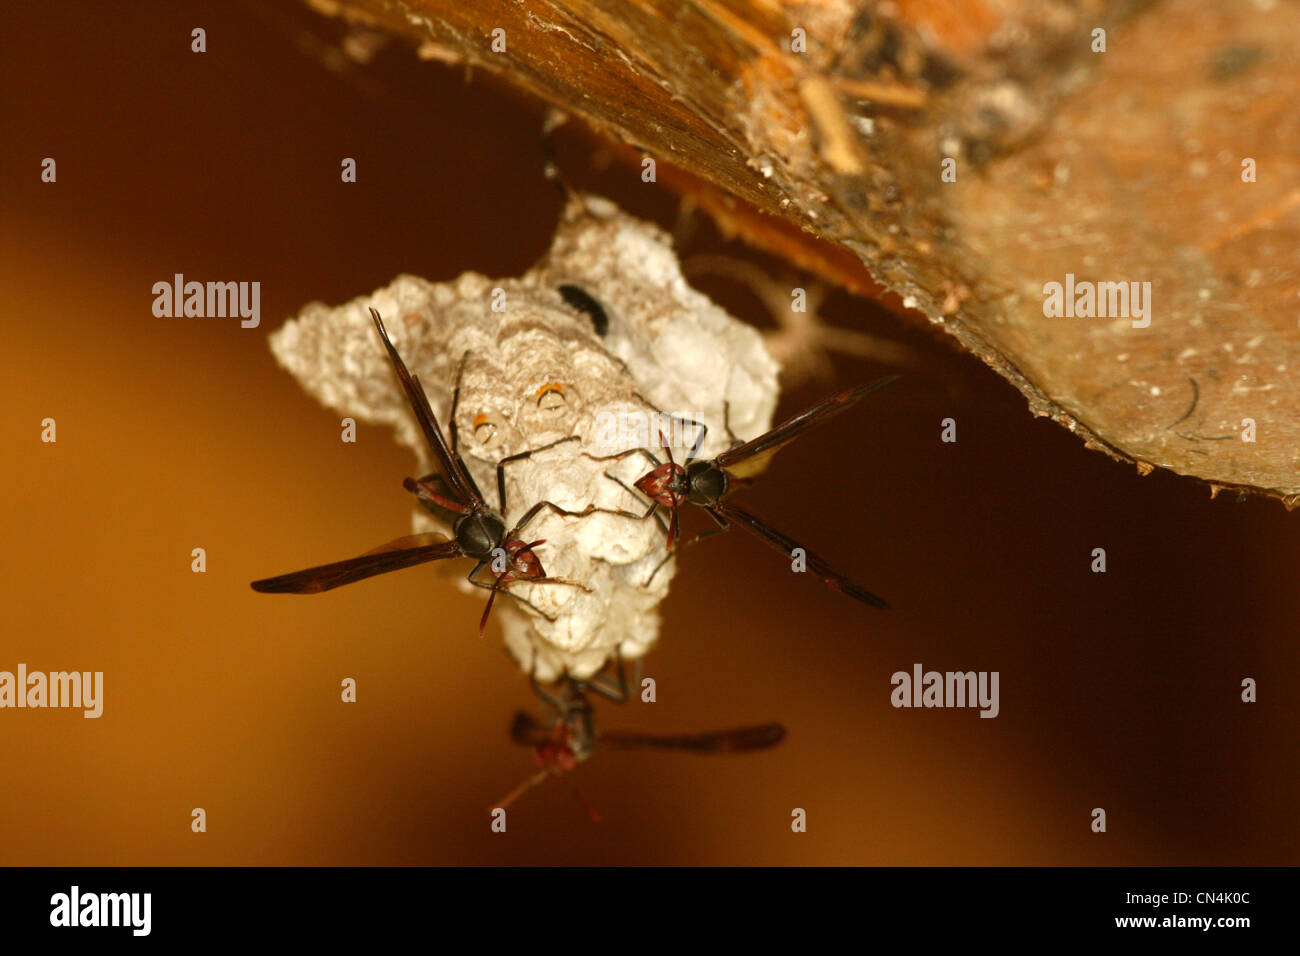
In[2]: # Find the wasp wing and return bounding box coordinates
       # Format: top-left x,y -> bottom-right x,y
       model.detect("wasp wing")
715,375 -> 899,480
250,532 -> 459,594
711,502 -> 889,608
404,473 -> 465,525
370,308 -> 485,508
599,723 -> 786,752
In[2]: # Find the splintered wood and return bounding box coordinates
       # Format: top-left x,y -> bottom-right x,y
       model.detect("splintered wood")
310,0 -> 1300,504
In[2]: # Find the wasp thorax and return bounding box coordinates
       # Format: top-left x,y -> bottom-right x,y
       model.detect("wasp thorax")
685,460 -> 728,506
455,510 -> 506,559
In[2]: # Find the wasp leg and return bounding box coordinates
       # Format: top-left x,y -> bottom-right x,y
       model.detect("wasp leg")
495,435 -> 581,514
721,399 -> 739,447
644,508 -> 731,587
448,352 -> 470,453
585,650 -> 633,704
509,498 -> 649,539
528,663 -> 567,716
581,445 -> 663,468
466,562 -> 559,622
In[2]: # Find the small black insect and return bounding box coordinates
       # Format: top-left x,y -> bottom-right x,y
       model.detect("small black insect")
558,283 -> 610,336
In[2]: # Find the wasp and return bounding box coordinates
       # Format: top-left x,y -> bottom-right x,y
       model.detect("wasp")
251,309 -> 605,635
588,376 -> 900,607
497,663 -> 786,821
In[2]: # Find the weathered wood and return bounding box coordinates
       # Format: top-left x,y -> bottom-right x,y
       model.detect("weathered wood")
309,0 -> 1300,505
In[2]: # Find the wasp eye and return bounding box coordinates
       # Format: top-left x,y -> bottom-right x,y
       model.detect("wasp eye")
472,413 -> 499,446
536,383 -> 567,412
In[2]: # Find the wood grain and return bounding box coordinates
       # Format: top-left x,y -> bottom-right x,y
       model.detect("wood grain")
309,0 -> 1300,504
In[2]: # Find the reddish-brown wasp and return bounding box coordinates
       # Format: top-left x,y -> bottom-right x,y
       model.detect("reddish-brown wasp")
251,308 -> 601,635
496,665 -> 786,821
588,376 -> 900,608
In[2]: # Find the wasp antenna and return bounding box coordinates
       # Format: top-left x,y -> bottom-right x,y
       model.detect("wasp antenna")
479,579 -> 503,638
560,775 -> 601,823
369,306 -> 388,339
492,769 -> 551,815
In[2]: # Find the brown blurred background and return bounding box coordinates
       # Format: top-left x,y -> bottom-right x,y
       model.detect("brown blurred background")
1,1 -> 1296,865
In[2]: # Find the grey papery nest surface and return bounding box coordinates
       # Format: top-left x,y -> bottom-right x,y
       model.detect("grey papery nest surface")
268,194 -> 780,681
